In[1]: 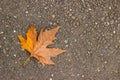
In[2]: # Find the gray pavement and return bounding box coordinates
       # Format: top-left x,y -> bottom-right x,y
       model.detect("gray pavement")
0,0 -> 120,80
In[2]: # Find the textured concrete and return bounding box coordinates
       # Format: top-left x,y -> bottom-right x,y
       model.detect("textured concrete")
0,0 -> 120,80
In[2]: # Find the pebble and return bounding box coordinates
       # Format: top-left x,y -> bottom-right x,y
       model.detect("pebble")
0,31 -> 4,34
68,59 -> 71,61
113,31 -> 115,34
69,13 -> 72,16
69,9 -> 72,11
51,15 -> 55,18
14,54 -> 16,57
81,75 -> 84,77
95,22 -> 98,25
44,7 -> 48,9
38,15 -> 41,18
88,8 -> 92,10
110,20 -> 114,24
6,25 -> 9,27
71,74 -> 75,76
27,5 -> 29,7
104,61 -> 107,64
49,78 -> 52,80
51,74 -> 54,77
21,48 -> 25,51
64,40 -> 68,44
14,16 -> 17,18
13,30 -> 16,33
77,74 -> 80,76
25,11 -> 29,14
49,22 -> 53,25
3,37 -> 6,39
65,45 -> 68,48
96,68 -> 100,72
104,22 -> 110,26
0,8 -> 2,10
15,61 -> 18,64
74,39 -> 77,42
109,6 -> 112,10
72,16 -> 76,19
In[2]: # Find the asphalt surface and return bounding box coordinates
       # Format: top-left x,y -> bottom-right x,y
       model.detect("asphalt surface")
0,0 -> 120,80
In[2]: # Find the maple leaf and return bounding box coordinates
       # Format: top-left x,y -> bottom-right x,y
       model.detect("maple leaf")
18,26 -> 65,65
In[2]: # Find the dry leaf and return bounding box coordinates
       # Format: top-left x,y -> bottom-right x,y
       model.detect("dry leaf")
18,26 -> 65,65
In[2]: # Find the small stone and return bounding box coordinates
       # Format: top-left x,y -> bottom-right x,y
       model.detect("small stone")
14,16 -> 17,18
0,31 -> 4,34
104,22 -> 109,26
51,15 -> 55,18
35,0 -> 38,2
6,25 -> 9,27
21,48 -> 24,51
119,40 -> 120,43
44,7 -> 48,9
95,22 -> 98,25
74,39 -> 77,42
72,16 -> 76,19
49,78 -> 52,80
109,6 -> 112,10
15,61 -> 18,64
71,74 -> 75,76
38,15 -> 41,18
27,5 -> 29,7
51,74 -> 54,77
70,9 -> 72,11
88,8 -> 92,10
69,13 -> 72,16
64,40 -> 68,43
68,59 -> 71,61
14,54 -> 16,57
104,61 -> 107,64
0,8 -> 2,10
65,45 -> 68,48
110,20 -> 114,24
3,37 -> 6,39
13,30 -> 16,33
77,74 -> 80,76
97,68 -> 100,72
101,17 -> 105,21
82,75 -> 84,77
113,31 -> 116,34
53,22 -> 57,25
25,11 -> 29,14
49,22 -> 53,25
6,54 -> 9,57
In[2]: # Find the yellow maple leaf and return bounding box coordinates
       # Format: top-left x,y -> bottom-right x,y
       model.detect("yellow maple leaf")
18,26 -> 65,65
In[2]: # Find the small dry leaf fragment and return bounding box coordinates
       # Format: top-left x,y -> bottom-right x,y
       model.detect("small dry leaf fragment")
18,26 -> 65,65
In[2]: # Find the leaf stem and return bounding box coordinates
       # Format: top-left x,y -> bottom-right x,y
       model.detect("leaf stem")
23,56 -> 31,66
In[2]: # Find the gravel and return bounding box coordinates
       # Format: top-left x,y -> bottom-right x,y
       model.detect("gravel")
0,0 -> 120,80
